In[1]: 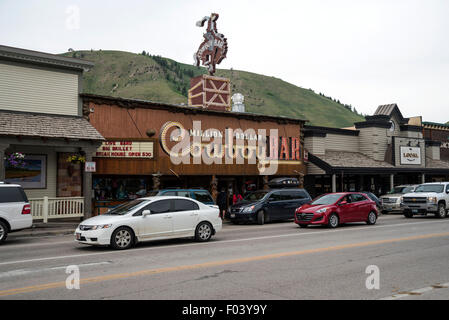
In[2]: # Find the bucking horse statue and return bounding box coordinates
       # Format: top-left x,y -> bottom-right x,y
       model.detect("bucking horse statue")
194,13 -> 228,76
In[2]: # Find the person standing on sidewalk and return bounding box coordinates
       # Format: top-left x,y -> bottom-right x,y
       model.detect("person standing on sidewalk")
217,187 -> 227,219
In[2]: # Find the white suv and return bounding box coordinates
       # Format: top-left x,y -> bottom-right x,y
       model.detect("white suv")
0,182 -> 32,243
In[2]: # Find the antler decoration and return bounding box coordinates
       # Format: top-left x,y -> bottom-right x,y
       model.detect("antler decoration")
194,13 -> 228,75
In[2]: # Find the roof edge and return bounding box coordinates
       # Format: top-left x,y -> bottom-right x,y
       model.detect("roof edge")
0,45 -> 94,71
81,93 -> 308,125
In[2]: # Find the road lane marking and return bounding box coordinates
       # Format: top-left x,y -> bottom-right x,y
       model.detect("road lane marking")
1,218 -> 448,267
1,231 -> 449,297
380,282 -> 449,300
0,262 -> 111,279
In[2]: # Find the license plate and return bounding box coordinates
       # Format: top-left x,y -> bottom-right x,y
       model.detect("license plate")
412,209 -> 418,213
230,214 -> 235,218
76,233 -> 81,240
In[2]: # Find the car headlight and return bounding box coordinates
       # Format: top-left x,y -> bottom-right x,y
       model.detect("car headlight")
316,208 -> 328,214
427,197 -> 437,204
242,205 -> 255,213
91,224 -> 112,230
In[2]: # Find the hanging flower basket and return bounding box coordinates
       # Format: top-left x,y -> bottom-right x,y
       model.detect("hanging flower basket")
4,152 -> 26,168
66,154 -> 85,177
66,154 -> 86,164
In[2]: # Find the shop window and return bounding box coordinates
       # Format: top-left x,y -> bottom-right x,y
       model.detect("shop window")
93,177 -> 149,201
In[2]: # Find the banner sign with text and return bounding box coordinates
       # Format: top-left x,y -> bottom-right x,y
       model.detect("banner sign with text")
95,141 -> 154,159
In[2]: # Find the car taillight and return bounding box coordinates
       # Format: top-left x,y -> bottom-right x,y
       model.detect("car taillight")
22,204 -> 31,215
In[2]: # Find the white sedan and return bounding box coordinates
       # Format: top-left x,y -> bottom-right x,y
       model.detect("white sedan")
75,196 -> 222,250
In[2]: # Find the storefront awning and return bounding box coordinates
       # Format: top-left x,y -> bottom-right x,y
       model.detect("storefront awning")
0,110 -> 104,142
309,150 -> 449,174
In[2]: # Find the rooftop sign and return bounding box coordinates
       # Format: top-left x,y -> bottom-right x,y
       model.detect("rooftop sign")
194,13 -> 228,75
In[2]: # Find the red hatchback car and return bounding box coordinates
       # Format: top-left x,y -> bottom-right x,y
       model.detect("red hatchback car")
294,192 -> 378,228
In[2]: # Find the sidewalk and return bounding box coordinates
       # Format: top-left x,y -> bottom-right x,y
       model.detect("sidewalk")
11,220 -> 80,237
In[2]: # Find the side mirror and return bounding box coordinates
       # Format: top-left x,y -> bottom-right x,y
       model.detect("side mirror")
142,210 -> 151,217
339,201 -> 348,206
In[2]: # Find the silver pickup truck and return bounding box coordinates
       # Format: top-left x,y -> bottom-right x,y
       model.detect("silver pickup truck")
401,182 -> 449,218
380,185 -> 418,214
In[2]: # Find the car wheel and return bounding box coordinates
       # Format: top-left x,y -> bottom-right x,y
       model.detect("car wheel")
195,222 -> 213,242
436,203 -> 446,219
257,210 -> 265,225
0,221 -> 8,244
367,211 -> 377,225
404,211 -> 413,218
110,227 -> 134,250
328,213 -> 339,228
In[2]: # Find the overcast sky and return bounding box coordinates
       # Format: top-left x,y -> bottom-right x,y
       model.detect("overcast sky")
1,0 -> 448,124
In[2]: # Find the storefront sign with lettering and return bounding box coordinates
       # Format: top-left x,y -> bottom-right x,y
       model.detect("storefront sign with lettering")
400,146 -> 421,165
95,141 -> 154,159
159,121 -> 302,162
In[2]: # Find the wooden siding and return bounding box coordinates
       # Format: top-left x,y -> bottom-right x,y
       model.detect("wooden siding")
325,134 -> 359,153
88,102 -> 306,177
306,163 -> 325,175
0,63 -> 79,116
426,146 -> 440,161
304,136 -> 325,155
359,127 -> 388,161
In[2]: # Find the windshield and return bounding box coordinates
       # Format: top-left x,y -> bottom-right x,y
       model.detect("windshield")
106,199 -> 145,215
311,194 -> 342,205
244,191 -> 268,201
389,186 -> 414,194
414,185 -> 444,193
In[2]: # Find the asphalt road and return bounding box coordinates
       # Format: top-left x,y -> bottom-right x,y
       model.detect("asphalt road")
1,215 -> 449,300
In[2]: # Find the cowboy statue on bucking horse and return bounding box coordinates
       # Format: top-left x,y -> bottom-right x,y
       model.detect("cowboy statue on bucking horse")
194,13 -> 228,76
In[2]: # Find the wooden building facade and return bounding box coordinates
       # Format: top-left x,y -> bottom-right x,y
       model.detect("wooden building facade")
81,94 -> 307,214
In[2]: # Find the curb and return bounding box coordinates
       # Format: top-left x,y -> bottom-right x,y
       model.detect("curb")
10,229 -> 76,238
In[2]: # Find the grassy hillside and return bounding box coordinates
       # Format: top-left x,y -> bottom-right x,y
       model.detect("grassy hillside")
63,50 -> 364,127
